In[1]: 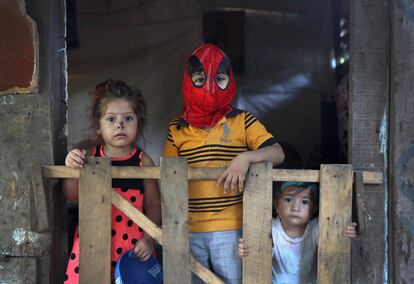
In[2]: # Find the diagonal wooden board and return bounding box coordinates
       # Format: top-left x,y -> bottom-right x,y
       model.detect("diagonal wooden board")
111,191 -> 224,284
318,164 -> 353,284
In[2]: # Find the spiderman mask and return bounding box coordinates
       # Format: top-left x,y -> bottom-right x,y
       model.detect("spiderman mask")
181,44 -> 237,129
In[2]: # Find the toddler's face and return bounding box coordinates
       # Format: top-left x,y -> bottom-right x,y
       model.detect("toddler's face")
97,98 -> 138,152
274,186 -> 315,229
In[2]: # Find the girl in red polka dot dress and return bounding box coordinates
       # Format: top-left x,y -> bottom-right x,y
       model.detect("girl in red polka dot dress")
62,79 -> 161,283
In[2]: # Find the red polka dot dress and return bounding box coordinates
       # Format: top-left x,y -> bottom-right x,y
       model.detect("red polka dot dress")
64,145 -> 148,283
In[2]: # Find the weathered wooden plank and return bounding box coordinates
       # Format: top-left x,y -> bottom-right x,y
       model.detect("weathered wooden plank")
112,190 -> 224,284
318,164 -> 353,284
30,167 -> 49,232
390,1 -> 414,282
160,157 -> 191,284
0,257 -> 37,283
112,191 -> 163,244
349,0 -> 389,282
42,166 -> 383,184
353,171 -> 365,233
242,162 -> 273,284
79,157 -> 111,284
190,259 -> 224,284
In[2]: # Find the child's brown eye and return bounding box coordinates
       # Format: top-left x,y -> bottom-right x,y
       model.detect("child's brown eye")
191,72 -> 206,87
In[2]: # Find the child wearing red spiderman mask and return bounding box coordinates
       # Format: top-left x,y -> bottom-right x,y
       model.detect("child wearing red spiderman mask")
164,44 -> 285,283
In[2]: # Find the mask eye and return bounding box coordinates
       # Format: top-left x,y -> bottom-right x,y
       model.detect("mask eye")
215,73 -> 229,90
215,57 -> 231,90
191,72 -> 207,87
187,56 -> 206,88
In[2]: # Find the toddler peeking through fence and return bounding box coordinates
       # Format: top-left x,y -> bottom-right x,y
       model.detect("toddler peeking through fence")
62,79 -> 161,283
237,181 -> 357,284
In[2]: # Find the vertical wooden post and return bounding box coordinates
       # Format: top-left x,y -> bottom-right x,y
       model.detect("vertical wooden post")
160,157 -> 191,284
242,162 -> 273,284
349,0 -> 389,282
318,164 -> 353,284
30,167 -> 50,232
353,171 -> 365,233
390,1 -> 414,282
79,157 -> 112,284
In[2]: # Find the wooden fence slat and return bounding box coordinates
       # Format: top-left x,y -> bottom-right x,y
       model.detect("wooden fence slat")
112,191 -> 163,244
79,157 -> 111,284
160,157 -> 191,284
111,191 -> 224,284
42,166 -> 383,184
30,167 -> 49,232
318,164 -> 353,284
242,162 -> 273,284
353,171 -> 365,233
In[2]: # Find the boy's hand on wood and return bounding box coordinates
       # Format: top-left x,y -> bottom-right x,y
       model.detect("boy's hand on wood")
345,222 -> 357,239
65,149 -> 86,168
217,153 -> 250,193
237,238 -> 249,257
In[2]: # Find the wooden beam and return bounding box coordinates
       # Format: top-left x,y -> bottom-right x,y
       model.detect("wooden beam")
79,157 -> 111,284
349,0 -> 389,281
242,162 -> 273,284
390,1 -> 414,281
111,190 -> 224,284
353,171 -> 365,233
318,164 -> 353,284
30,167 -> 49,232
160,157 -> 191,284
112,190 -> 163,244
42,166 -> 383,184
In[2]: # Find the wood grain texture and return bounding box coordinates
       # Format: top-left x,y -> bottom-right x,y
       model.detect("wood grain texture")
242,162 -> 273,284
390,1 -> 414,282
112,190 -> 224,284
79,157 -> 112,284
354,171 -> 365,233
318,164 -> 353,284
160,157 -> 191,284
31,167 -> 49,232
349,0 -> 389,282
42,166 -> 383,184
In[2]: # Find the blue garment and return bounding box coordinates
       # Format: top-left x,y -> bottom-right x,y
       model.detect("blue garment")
190,230 -> 242,284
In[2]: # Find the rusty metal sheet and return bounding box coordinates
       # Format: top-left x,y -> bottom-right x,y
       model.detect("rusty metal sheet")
0,0 -> 38,95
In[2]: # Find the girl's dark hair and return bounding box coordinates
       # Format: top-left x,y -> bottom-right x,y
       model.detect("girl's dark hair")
92,79 -> 147,141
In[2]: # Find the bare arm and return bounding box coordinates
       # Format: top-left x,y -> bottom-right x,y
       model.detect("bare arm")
141,153 -> 161,227
134,153 -> 161,260
242,142 -> 285,166
63,149 -> 87,200
217,143 -> 285,193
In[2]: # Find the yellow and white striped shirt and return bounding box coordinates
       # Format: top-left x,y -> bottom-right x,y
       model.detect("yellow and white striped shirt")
163,109 -> 276,232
